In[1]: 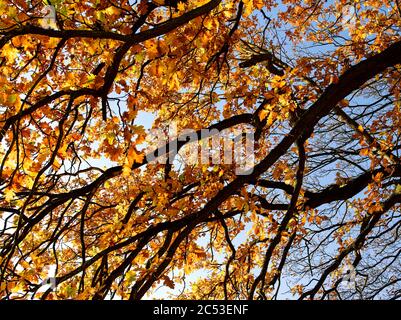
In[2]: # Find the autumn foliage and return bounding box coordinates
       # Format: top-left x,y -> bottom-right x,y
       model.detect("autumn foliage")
1,0 -> 401,300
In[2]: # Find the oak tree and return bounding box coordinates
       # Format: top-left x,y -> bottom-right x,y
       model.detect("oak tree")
1,0 -> 401,300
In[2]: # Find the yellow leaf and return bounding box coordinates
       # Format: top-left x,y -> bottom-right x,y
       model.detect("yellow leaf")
52,158 -> 61,170
253,0 -> 264,10
204,17 -> 219,30
242,0 -> 254,17
95,11 -> 105,22
153,0 -> 165,5
4,188 -> 15,202
11,281 -> 25,294
339,99 -> 349,107
267,111 -> 277,126
184,263 -> 192,275
163,276 -> 175,289
263,91 -> 275,100
122,164 -> 132,177
86,74 -> 96,83
1,43 -> 19,63
373,172 -> 383,183
106,133 -> 115,145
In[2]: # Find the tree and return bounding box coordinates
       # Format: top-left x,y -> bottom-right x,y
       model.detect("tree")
0,0 -> 401,300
